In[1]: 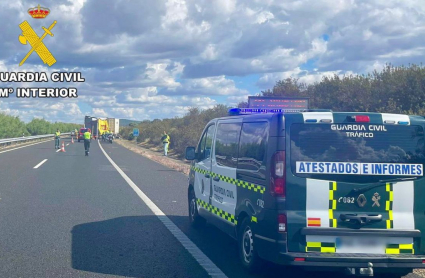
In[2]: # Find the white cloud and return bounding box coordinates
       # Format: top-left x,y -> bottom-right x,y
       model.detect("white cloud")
162,75 -> 249,96
255,11 -> 274,24
92,108 -> 107,117
200,44 -> 218,61
257,67 -> 356,89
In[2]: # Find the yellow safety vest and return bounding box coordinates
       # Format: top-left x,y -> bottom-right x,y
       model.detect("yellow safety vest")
84,132 -> 91,140
55,131 -> 60,137
163,135 -> 170,143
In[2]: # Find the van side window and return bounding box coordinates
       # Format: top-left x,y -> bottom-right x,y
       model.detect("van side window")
198,125 -> 215,161
238,122 -> 269,174
215,123 -> 242,168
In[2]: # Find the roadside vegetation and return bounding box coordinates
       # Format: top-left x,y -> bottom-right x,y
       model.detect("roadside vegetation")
120,105 -> 229,158
120,63 -> 425,158
0,114 -> 81,139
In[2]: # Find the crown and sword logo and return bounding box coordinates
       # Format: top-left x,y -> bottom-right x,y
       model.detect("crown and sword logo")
18,4 -> 56,67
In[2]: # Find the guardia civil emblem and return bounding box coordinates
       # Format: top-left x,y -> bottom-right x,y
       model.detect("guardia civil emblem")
19,5 -> 57,66
372,192 -> 381,207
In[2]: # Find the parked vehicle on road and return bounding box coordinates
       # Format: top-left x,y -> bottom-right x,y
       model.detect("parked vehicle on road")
78,128 -> 91,142
185,97 -> 425,277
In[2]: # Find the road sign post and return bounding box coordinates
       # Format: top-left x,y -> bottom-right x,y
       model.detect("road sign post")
133,128 -> 139,144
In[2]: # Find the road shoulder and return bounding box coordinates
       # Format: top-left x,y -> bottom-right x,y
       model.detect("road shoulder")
115,139 -> 190,175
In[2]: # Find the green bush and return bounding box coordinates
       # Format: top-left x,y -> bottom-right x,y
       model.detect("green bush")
26,118 -> 81,135
253,63 -> 425,115
0,113 -> 28,138
127,105 -> 228,157
0,114 -> 81,139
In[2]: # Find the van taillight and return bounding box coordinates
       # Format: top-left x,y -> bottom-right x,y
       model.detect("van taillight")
354,115 -> 370,122
278,214 -> 287,232
271,151 -> 286,197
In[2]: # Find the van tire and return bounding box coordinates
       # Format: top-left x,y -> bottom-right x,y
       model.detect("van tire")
238,217 -> 263,272
188,189 -> 206,228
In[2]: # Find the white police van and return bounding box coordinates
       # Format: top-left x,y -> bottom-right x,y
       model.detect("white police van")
185,97 -> 425,277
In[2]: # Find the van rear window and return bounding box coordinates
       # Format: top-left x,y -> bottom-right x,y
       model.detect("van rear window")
215,123 -> 242,168
238,122 -> 268,175
290,123 -> 425,182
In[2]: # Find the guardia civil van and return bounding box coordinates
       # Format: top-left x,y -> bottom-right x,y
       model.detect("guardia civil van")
185,97 -> 425,277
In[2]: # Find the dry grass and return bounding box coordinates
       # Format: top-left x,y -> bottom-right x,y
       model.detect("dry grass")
415,269 -> 425,277
115,139 -> 191,175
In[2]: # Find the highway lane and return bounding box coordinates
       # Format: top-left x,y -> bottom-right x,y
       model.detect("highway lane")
0,137 -> 208,277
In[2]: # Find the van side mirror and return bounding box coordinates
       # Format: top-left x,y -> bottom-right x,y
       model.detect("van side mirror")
185,146 -> 196,160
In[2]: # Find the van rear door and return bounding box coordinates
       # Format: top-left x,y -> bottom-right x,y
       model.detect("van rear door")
285,113 -> 425,255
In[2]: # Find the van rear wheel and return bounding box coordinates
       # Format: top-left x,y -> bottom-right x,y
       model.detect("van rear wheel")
188,189 -> 206,228
238,217 -> 263,272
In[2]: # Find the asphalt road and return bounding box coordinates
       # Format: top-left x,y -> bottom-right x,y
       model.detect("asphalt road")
0,137 -> 420,278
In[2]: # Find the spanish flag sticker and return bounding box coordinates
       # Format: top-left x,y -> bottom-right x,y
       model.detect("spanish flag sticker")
307,218 -> 321,227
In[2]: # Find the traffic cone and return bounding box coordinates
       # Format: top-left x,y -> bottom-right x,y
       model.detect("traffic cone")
60,142 -> 66,152
71,137 -> 74,144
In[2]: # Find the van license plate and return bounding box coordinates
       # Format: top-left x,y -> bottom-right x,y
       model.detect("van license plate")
336,237 -> 384,254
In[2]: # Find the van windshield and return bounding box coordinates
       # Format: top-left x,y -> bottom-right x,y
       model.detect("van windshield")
290,123 -> 425,183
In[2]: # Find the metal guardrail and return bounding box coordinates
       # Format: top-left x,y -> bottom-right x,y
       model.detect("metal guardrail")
0,133 -> 71,148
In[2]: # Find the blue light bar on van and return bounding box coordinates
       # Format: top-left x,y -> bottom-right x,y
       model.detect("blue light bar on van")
229,108 -> 305,116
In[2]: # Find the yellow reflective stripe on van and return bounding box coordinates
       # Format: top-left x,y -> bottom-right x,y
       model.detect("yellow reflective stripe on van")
191,166 -> 266,194
196,199 -> 237,225
194,167 -> 208,175
386,183 -> 394,229
329,182 -> 337,228
306,242 -> 336,253
386,243 -> 414,254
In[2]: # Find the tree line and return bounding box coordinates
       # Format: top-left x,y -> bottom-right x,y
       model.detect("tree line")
0,114 -> 81,139
248,63 -> 425,114
120,63 -> 425,158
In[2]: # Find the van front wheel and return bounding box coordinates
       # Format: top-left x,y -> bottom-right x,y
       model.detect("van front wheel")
238,217 -> 263,272
188,189 -> 206,228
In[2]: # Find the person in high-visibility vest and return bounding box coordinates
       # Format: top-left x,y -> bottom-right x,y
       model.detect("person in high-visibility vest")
161,131 -> 170,156
55,129 -> 61,149
83,130 -> 91,156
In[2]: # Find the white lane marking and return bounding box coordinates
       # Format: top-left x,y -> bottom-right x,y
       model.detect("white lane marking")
98,140 -> 227,278
0,139 -> 53,155
56,149 -> 61,153
33,159 -> 48,169
66,143 -> 70,146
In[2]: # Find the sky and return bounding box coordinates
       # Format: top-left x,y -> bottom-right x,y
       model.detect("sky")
1,0 -> 425,124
